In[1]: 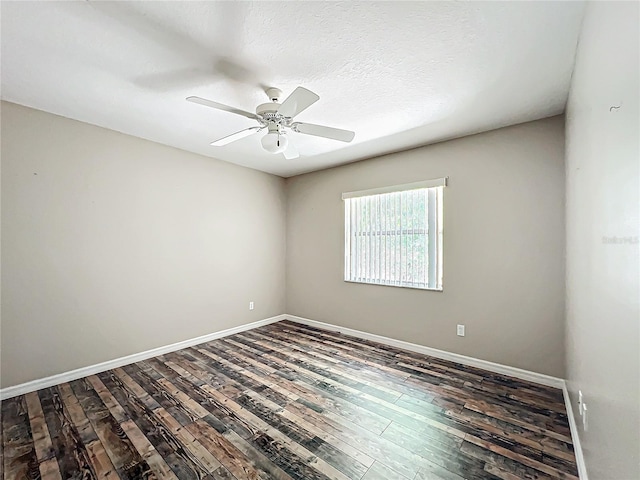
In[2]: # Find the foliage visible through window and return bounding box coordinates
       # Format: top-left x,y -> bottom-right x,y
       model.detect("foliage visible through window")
344,182 -> 444,290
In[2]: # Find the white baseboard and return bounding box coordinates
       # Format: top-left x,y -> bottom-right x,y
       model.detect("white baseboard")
562,382 -> 589,480
1,312 -> 587,479
284,314 -> 565,389
0,314 -> 286,400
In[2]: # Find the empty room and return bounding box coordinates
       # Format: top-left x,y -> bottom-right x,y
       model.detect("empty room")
1,1 -> 638,479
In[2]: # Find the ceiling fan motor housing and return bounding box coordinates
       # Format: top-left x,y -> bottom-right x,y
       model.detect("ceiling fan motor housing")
265,87 -> 283,102
257,102 -> 281,115
257,103 -> 290,128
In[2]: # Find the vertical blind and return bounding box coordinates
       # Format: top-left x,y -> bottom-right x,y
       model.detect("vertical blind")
343,180 -> 445,290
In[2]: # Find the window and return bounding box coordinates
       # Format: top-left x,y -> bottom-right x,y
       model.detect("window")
343,178 -> 445,290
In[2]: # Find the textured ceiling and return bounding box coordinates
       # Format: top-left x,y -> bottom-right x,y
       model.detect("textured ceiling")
1,1 -> 584,177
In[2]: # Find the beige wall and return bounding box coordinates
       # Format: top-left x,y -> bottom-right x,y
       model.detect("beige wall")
286,116 -> 566,377
565,2 -> 639,478
1,102 -> 286,388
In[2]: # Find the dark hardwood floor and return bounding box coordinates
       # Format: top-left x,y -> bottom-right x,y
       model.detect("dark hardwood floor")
1,320 -> 579,480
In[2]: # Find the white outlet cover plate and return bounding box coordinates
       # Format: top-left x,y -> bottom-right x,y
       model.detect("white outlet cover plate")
578,390 -> 583,415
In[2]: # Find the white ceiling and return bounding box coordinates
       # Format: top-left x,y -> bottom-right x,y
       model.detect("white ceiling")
1,1 -> 584,177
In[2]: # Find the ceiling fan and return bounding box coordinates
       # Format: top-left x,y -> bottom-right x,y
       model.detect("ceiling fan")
186,87 -> 355,159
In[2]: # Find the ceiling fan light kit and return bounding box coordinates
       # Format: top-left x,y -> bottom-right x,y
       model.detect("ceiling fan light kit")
187,86 -> 355,159
261,130 -> 288,154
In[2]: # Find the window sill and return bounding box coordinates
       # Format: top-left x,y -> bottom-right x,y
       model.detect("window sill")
344,279 -> 443,292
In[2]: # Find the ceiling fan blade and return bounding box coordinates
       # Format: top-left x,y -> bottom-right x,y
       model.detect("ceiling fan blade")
187,96 -> 260,121
210,126 -> 263,146
293,122 -> 355,142
277,87 -> 319,118
89,2 -> 265,91
283,140 -> 299,160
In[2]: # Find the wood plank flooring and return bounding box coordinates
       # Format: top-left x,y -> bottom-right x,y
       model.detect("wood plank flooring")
1,320 -> 579,480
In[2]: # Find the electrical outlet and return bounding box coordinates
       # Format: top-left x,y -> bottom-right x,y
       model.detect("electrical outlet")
457,325 -> 465,337
582,404 -> 588,431
249,301 -> 254,310
578,390 -> 583,416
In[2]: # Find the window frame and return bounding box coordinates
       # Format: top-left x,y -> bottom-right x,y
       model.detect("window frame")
342,177 -> 446,291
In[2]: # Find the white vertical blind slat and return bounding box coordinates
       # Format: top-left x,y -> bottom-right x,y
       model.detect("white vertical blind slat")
427,188 -> 437,289
395,191 -> 400,285
437,186 -> 443,289
400,191 -> 404,284
345,199 -> 350,280
383,193 -> 388,281
423,190 -> 428,285
411,189 -> 416,285
424,189 -> 429,285
355,197 -> 360,281
367,195 -> 372,281
376,194 -> 381,282
372,195 -> 376,282
349,198 -> 355,280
